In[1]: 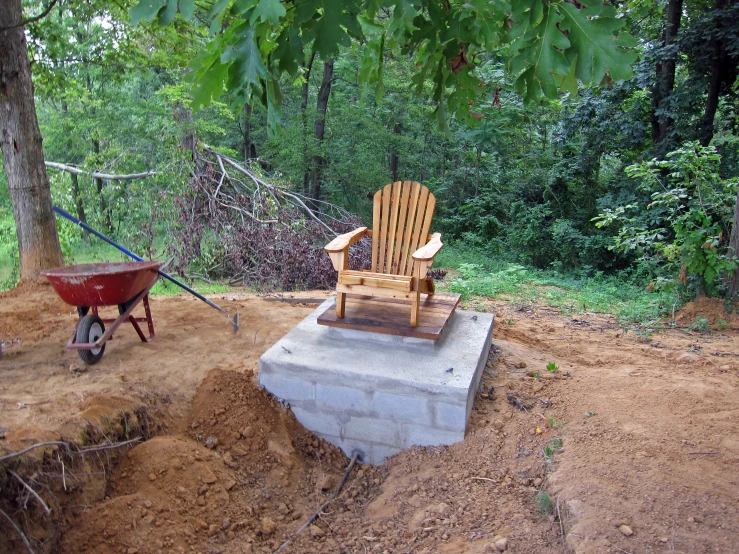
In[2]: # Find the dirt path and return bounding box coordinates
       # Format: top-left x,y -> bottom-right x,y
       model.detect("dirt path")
1,283 -> 737,554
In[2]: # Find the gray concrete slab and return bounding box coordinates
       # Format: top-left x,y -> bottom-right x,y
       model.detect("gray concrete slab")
259,298 -> 494,464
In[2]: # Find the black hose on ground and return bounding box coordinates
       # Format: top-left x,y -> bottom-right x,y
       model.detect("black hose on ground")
274,450 -> 362,553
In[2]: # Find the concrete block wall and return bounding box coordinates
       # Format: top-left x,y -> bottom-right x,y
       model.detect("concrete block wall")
259,299 -> 494,465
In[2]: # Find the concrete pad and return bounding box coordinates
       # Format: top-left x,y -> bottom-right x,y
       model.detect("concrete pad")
259,298 -> 494,464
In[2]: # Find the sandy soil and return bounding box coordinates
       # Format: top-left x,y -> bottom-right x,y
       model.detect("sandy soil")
1,283 -> 737,554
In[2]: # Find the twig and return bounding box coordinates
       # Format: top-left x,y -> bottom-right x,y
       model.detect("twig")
75,437 -> 143,454
687,451 -> 719,455
469,477 -> 496,482
0,506 -> 36,554
9,471 -> 51,515
1,0 -> 58,30
0,441 -> 70,463
274,451 -> 360,553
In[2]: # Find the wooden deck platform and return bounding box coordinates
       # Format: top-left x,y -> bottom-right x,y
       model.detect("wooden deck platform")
316,292 -> 461,340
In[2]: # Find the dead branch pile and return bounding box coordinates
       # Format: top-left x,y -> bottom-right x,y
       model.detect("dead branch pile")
169,145 -> 370,289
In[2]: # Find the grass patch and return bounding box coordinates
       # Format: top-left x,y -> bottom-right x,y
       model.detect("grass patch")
438,245 -> 677,325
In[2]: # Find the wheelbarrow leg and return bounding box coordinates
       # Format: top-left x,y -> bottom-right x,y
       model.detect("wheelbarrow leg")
127,295 -> 155,342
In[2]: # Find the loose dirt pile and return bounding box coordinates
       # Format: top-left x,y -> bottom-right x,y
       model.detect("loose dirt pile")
1,284 -> 738,554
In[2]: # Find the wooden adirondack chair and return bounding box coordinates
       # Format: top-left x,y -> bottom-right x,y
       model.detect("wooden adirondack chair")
324,181 -> 443,327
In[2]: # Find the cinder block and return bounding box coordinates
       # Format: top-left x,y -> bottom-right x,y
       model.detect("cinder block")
317,383 -> 371,412
343,416 -> 401,448
374,391 -> 431,425
290,406 -> 342,437
434,401 -> 468,431
371,444 -> 403,465
402,422 -> 464,449
258,299 -> 494,465
260,373 -> 314,402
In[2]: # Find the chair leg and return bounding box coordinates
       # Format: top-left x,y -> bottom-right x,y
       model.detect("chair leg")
410,290 -> 420,327
336,291 -> 347,319
425,276 -> 435,295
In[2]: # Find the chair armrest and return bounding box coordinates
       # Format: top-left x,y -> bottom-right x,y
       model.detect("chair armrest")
324,227 -> 368,253
412,233 -> 443,261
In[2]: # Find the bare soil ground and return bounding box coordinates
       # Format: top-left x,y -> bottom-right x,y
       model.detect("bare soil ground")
1,282 -> 738,554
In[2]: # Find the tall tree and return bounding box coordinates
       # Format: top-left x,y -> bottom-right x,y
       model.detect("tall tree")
0,0 -> 63,279
308,59 -> 334,208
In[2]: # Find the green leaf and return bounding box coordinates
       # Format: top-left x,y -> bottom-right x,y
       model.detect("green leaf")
129,0 -> 167,25
250,0 -> 286,26
179,0 -> 195,20
221,25 -> 268,89
157,0 -> 178,25
509,2 -> 570,103
558,2 -> 637,85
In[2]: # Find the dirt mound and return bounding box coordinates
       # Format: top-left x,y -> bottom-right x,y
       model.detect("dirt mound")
0,280 -> 69,344
59,369 -> 357,554
675,294 -> 739,329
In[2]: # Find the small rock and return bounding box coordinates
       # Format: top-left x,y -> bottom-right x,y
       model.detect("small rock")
518,361 -> 527,369
241,426 -> 254,439
493,420 -> 505,430
316,473 -> 335,492
618,524 -> 633,537
148,473 -> 157,482
688,516 -> 695,523
222,518 -> 230,530
224,479 -> 236,491
143,500 -> 152,509
205,436 -> 218,449
260,517 -> 277,536
495,537 -> 508,551
533,477 -> 542,487
202,473 -> 217,484
207,523 -> 219,537
309,525 -> 324,538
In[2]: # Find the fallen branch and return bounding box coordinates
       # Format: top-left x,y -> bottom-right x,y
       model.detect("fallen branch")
0,437 -> 141,463
0,507 -> 36,554
0,441 -> 70,463
9,470 -> 51,515
45,161 -> 156,181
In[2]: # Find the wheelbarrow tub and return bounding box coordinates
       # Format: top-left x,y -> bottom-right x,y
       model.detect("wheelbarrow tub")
42,261 -> 161,307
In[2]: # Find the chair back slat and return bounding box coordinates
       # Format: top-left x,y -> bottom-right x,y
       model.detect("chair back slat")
371,181 -> 435,275
391,181 -> 413,273
385,183 -> 402,273
398,182 -> 422,274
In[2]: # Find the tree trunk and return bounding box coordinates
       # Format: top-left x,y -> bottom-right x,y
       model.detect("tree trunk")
698,0 -> 729,146
301,51 -> 316,196
728,191 -> 739,297
309,58 -> 334,210
243,103 -> 256,161
651,0 -> 683,147
0,0 -> 63,279
92,138 -> 112,231
389,123 -> 401,182
475,147 -> 481,197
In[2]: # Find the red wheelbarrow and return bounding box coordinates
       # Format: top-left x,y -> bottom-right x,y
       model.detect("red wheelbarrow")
42,261 -> 161,364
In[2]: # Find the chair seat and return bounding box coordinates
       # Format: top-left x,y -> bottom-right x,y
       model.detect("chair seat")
338,270 -> 413,292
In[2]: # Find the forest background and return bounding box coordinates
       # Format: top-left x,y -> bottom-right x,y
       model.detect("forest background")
1,0 -> 738,326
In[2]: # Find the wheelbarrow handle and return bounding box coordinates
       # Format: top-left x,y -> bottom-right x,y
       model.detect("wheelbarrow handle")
52,206 -> 238,330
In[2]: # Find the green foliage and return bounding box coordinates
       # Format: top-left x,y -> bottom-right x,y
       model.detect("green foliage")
0,208 -> 19,290
594,143 -> 739,295
442,245 -> 675,324
546,362 -> 558,373
130,0 -> 636,129
535,490 -> 555,517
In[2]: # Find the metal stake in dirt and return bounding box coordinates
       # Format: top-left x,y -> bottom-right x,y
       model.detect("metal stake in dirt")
52,206 -> 239,333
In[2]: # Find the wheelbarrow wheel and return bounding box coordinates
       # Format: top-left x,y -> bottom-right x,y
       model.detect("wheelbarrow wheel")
77,314 -> 106,365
